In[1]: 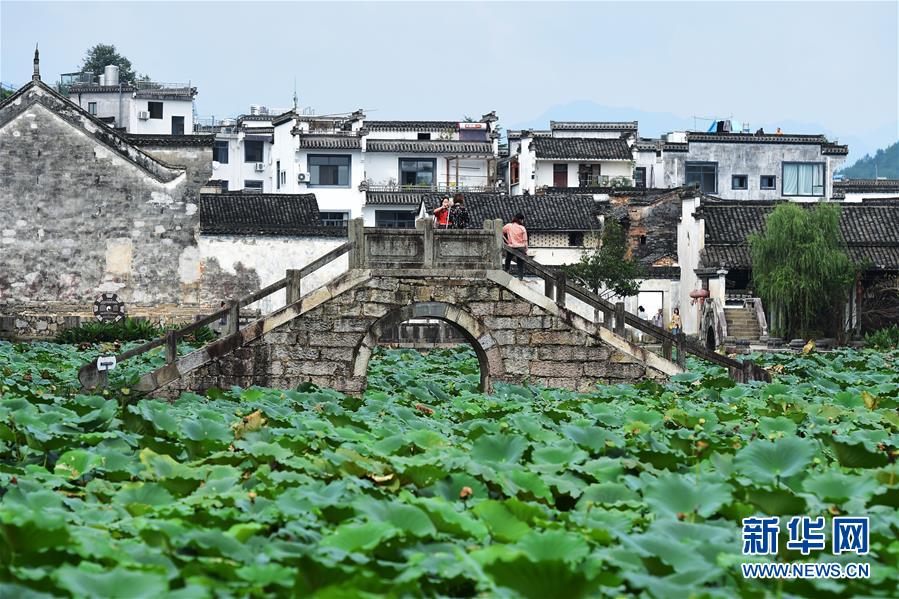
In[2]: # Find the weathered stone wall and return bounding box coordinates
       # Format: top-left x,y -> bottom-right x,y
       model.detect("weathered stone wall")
0,302 -> 231,340
0,86 -> 211,313
160,274 -> 663,397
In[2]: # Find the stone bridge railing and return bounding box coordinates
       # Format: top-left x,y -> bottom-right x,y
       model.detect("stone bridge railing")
348,219 -> 504,271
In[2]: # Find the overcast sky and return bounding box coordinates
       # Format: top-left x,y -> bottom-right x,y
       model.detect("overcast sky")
2,1 -> 897,146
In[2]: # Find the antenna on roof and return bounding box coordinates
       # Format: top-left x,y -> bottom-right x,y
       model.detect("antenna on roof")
292,77 -> 298,112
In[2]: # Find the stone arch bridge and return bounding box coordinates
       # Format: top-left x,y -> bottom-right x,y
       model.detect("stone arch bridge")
81,220 -> 766,397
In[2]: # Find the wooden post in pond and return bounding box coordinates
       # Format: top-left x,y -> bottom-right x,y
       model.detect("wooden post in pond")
676,332 -> 687,368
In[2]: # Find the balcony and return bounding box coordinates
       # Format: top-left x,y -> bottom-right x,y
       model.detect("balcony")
361,182 -> 496,194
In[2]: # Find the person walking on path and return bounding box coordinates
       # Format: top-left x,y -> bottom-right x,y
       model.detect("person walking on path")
652,308 -> 664,329
449,194 -> 469,229
434,196 -> 451,229
637,305 -> 647,342
502,213 -> 528,278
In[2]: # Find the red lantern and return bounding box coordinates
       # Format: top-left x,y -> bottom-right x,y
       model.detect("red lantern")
689,288 -> 710,305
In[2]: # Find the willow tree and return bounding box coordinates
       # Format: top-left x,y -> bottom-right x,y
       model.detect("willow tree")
749,203 -> 854,339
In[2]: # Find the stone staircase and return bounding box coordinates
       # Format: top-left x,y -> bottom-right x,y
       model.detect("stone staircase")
724,306 -> 761,343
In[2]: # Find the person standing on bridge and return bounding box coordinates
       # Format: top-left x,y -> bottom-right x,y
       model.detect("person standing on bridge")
434,196 -> 451,229
449,194 -> 469,229
502,213 -> 528,278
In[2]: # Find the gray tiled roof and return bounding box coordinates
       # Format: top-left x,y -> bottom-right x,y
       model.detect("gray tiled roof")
422,193 -> 601,231
550,121 -> 638,131
686,132 -> 846,155
366,120 -> 458,132
199,193 -> 342,236
365,191 -> 430,205
366,139 -> 493,155
297,135 -> 361,150
124,134 -> 214,147
698,200 -> 899,270
834,179 -> 899,193
507,130 -> 552,140
531,137 -> 632,160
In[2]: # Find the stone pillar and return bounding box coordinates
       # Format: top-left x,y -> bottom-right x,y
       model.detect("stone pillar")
227,300 -> 239,335
348,218 -> 365,269
714,269 -> 728,303
614,302 -> 626,336
484,219 -> 503,268
417,217 -> 434,268
286,269 -> 302,304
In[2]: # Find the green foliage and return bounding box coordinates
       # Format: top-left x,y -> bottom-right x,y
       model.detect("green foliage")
866,324 -> 899,350
563,218 -> 644,297
53,318 -> 216,344
79,43 -> 144,84
2,342 -> 899,596
840,140 -> 899,179
750,203 -> 855,339
53,317 -> 162,343
0,85 -> 13,101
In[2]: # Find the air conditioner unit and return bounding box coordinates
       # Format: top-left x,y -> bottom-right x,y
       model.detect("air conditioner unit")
297,172 -> 310,183
138,111 -> 150,120
254,162 -> 266,172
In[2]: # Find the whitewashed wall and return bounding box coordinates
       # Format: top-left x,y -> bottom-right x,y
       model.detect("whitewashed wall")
198,236 -> 348,314
533,160 -> 632,188
677,195 -> 703,335
128,98 -> 194,135
295,150 -> 365,216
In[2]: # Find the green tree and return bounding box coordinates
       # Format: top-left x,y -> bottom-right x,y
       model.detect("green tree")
79,44 -> 144,84
840,141 -> 899,179
563,219 -> 644,298
749,203 -> 855,339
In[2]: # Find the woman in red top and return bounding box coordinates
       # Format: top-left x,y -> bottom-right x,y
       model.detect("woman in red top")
434,197 -> 451,228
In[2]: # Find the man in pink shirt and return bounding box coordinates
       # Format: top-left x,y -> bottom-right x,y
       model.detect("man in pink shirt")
502,213 -> 528,278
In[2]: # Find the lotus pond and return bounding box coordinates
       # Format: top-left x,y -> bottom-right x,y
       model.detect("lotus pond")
1,341 -> 898,598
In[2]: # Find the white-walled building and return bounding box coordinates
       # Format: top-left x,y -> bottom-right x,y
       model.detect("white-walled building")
265,111 -> 501,227
63,66 -> 196,135
643,129 -> 848,201
506,122 -> 637,195
206,109 -> 283,193
832,178 -> 899,202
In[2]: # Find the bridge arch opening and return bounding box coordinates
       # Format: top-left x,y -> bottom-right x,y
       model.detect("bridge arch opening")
706,326 -> 716,351
353,302 -> 502,393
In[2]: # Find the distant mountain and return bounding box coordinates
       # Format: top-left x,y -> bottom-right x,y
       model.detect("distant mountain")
839,141 -> 899,179
508,100 -> 897,165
